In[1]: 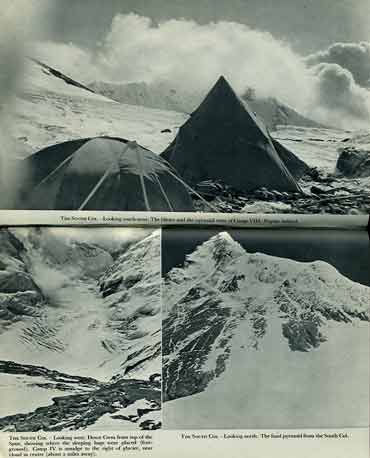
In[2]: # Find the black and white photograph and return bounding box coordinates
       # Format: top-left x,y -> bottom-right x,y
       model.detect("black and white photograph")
162,227 -> 370,428
1,0 -> 370,213
0,227 -> 161,431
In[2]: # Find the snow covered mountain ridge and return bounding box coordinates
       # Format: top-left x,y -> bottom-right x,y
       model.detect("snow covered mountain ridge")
89,79 -> 323,130
163,232 -> 369,402
0,229 -> 162,430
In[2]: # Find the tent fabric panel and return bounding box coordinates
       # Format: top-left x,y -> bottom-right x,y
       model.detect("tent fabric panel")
154,175 -> 174,211
55,170 -> 122,210
156,172 -> 195,211
22,138 -> 90,188
22,159 -> 74,210
168,132 -> 300,192
272,138 -> 309,181
161,76 -> 302,193
20,136 -> 196,211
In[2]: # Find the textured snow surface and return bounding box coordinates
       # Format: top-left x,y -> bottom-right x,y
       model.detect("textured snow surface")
163,232 -> 370,428
12,60 -> 186,157
0,374 -> 77,417
0,228 -> 162,430
9,59 -> 365,178
0,229 -> 161,381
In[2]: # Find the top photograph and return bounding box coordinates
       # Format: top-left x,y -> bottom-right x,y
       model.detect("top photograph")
1,0 -> 369,215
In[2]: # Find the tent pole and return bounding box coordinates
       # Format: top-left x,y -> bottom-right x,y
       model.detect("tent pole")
79,140 -> 132,210
134,144 -> 152,211
167,170 -> 219,212
155,175 -> 174,211
78,165 -> 113,210
33,153 -> 75,190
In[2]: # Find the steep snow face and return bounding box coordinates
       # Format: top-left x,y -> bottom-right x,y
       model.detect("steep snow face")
0,229 -> 161,381
98,230 -> 162,380
163,232 -> 369,428
163,232 -> 245,317
11,59 -> 186,158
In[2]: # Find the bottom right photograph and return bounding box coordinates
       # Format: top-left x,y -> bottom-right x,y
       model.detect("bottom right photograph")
161,228 -> 370,429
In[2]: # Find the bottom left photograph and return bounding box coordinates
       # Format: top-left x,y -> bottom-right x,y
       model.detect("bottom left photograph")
0,227 -> 161,431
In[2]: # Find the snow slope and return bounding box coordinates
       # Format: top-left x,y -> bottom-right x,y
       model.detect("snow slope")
0,228 -> 162,430
0,228 -> 161,380
89,80 -> 323,130
11,59 -> 186,158
9,57 -> 368,207
163,232 -> 369,428
10,58 -> 361,176
272,126 -> 351,172
98,230 -> 162,381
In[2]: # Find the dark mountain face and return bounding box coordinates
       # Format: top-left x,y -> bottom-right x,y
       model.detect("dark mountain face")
163,233 -> 369,405
162,76 -> 304,192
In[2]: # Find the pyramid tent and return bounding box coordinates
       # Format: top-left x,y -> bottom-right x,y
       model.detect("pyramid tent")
270,138 -> 309,180
162,76 -> 305,192
18,137 -> 196,211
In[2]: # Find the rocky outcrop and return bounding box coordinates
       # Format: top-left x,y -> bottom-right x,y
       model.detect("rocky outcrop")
0,371 -> 160,431
0,360 -> 100,389
0,230 -> 26,261
336,147 -> 370,178
0,229 -> 44,321
0,270 -> 41,294
97,231 -> 161,379
163,295 -> 233,401
0,291 -> 42,318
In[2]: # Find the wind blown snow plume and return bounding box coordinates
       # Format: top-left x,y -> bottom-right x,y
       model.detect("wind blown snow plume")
32,14 -> 370,129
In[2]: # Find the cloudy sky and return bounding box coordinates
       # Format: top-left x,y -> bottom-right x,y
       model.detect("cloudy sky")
41,0 -> 369,54
3,0 -> 370,128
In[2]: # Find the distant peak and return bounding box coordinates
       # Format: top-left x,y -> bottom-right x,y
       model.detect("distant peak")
211,231 -> 235,243
199,232 -> 245,262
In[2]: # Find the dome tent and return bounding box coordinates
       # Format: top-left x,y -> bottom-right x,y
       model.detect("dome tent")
19,137 -> 196,211
162,76 -> 306,192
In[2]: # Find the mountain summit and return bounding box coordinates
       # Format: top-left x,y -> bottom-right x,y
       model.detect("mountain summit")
162,76 -> 306,192
163,232 -> 369,428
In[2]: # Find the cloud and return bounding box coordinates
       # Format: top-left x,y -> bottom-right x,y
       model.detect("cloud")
30,41 -> 100,81
309,63 -> 370,128
306,42 -> 370,88
27,14 -> 370,130
46,227 -> 153,251
95,14 -> 313,105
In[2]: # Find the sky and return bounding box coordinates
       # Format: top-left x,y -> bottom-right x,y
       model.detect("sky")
41,0 -> 369,54
3,0 -> 370,129
162,228 -> 370,287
